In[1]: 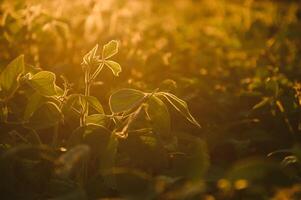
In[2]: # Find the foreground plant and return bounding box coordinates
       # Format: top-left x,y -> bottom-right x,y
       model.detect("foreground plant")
0,41 -> 207,199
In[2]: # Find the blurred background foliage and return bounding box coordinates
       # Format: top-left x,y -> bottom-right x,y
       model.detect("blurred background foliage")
1,0 -> 301,199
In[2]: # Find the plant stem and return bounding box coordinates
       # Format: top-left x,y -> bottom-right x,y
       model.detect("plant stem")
81,61 -> 105,126
52,99 -> 65,147
115,105 -> 144,139
81,66 -> 91,126
90,61 -> 105,81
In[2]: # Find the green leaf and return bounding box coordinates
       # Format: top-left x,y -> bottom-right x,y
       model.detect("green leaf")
62,94 -> 104,124
62,94 -> 81,116
109,88 -> 146,113
0,55 -> 24,98
23,92 -> 44,121
82,95 -> 104,114
82,44 -> 100,67
146,96 -> 171,140
27,102 -> 62,129
83,44 -> 98,63
27,71 -> 58,96
102,40 -> 118,59
156,92 -> 201,128
86,114 -> 107,126
105,60 -> 121,76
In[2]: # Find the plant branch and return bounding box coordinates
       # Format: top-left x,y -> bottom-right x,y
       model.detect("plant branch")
90,61 -> 105,82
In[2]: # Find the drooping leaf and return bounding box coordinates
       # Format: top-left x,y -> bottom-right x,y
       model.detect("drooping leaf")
109,88 -> 146,113
86,114 -> 107,126
0,55 -> 24,98
82,95 -> 104,114
102,40 -> 118,59
27,102 -> 62,129
105,60 -> 121,76
63,94 -> 104,114
156,92 -> 201,128
23,92 -> 44,121
27,71 -> 58,96
146,96 -> 171,140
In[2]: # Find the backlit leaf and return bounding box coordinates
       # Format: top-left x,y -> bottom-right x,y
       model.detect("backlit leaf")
86,114 -> 107,126
109,88 -> 146,113
83,95 -> 104,114
82,44 -> 100,68
156,92 -> 201,128
102,40 -> 118,59
23,92 -> 44,121
105,60 -> 121,76
0,55 -> 24,98
27,71 -> 58,97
